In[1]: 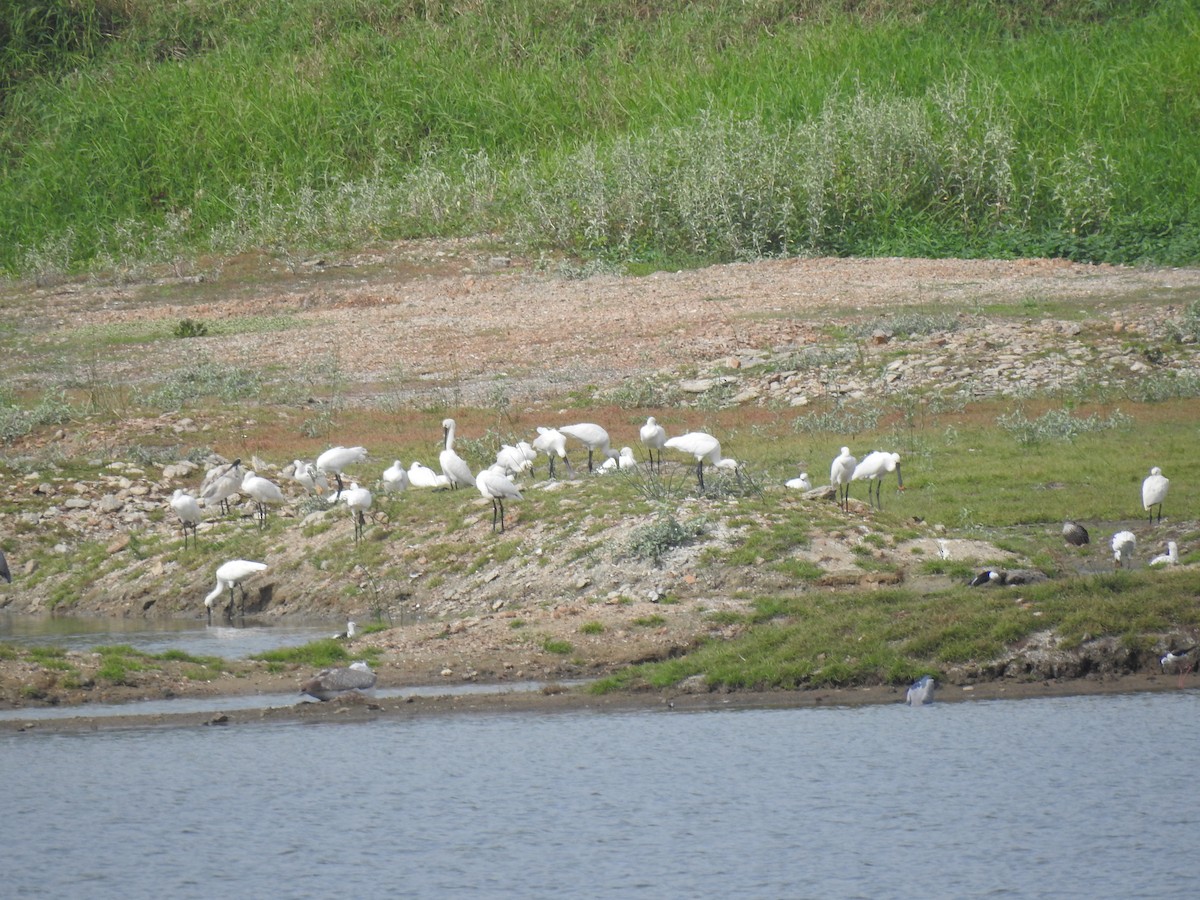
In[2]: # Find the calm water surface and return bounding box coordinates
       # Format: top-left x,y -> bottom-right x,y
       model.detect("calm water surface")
3,691 -> 1198,899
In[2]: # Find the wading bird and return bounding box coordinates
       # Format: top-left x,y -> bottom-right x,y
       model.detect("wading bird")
640,417 -> 667,472
599,447 -> 638,472
204,559 -> 268,622
830,446 -> 857,512
476,464 -> 523,533
851,451 -> 903,509
1063,521 -> 1090,547
906,675 -> 935,706
1149,541 -> 1179,567
532,427 -> 571,480
317,446 -> 368,500
382,460 -> 409,494
300,661 -> 377,701
241,470 -> 285,528
169,488 -> 203,549
495,442 -> 536,478
199,458 -> 242,515
341,482 -> 373,543
1142,466 -> 1170,523
440,419 -> 474,489
291,460 -> 328,497
561,423 -> 619,473
1112,530 -> 1137,568
663,432 -> 739,492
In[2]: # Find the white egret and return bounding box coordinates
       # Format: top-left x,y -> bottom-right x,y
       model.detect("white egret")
204,559 -> 268,622
340,482 -> 373,543
291,460 -> 328,497
317,446 -> 368,499
300,661 -> 377,701
476,464 -> 523,533
663,432 -> 739,492
785,471 -> 812,491
1142,466 -> 1169,523
0,549 -> 10,584
241,470 -> 285,528
600,447 -> 638,472
532,427 -> 572,479
382,460 -> 410,494
851,450 -> 903,509
1112,530 -> 1137,568
199,458 -> 242,515
906,675 -> 935,706
830,446 -> 857,512
408,460 -> 450,489
169,488 -> 203,549
1149,541 -> 1179,567
640,416 -> 667,472
561,423 -> 619,473
440,419 -> 474,489
1062,521 -> 1090,547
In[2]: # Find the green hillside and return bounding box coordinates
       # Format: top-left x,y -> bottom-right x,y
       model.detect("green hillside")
2,0 -> 1199,276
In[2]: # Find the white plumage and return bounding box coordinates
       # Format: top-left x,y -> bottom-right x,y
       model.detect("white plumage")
663,432 -> 739,491
1142,466 -> 1169,523
169,488 -> 202,549
640,416 -> 667,472
204,559 -> 268,622
291,460 -> 328,497
199,458 -> 242,514
440,418 -> 475,489
1149,541 -> 1179,567
785,472 -> 812,491
408,460 -> 450,489
532,427 -> 572,479
241,470 -> 285,528
830,446 -> 857,512
341,482 -> 373,543
476,464 -> 523,532
496,442 -> 536,478
382,460 -> 410,494
561,423 -> 619,472
851,450 -> 903,509
906,675 -> 935,706
1112,530 -> 1137,568
600,446 -> 638,472
317,446 -> 368,499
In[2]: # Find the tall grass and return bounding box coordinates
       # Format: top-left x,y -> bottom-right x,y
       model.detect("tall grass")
2,0 -> 1198,275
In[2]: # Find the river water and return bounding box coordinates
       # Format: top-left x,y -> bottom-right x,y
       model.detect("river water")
3,690 -> 1197,898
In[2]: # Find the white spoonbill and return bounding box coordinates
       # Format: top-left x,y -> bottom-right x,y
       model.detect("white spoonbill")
1142,466 -> 1169,523
1112,530 -> 1137,568
663,432 -> 739,492
341,482 -> 373,544
785,471 -> 812,491
600,447 -> 638,472
291,460 -> 328,497
906,675 -> 935,706
317,446 -> 368,499
1062,521 -> 1090,547
169,488 -> 203,549
300,661 -> 377,701
199,458 -> 242,515
382,460 -> 410,494
852,451 -> 903,509
204,559 -> 268,622
495,442 -> 536,478
640,417 -> 667,472
476,464 -> 523,533
561,423 -> 619,473
241,470 -> 285,528
830,447 -> 857,512
532,427 -> 572,479
408,460 -> 450,489
440,419 -> 474,489
1149,541 -> 1179,567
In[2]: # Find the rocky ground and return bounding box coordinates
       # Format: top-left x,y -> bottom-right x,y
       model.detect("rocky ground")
3,245 -> 1200,717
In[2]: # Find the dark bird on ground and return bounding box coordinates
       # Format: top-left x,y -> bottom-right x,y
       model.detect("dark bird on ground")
969,569 -> 1047,587
1062,521 -> 1090,547
0,548 -> 10,584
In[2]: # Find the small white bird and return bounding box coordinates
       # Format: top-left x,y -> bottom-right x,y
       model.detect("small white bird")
830,446 -> 857,512
440,418 -> 475,489
1112,530 -> 1137,568
341,482 -> 373,543
1142,466 -> 1170,523
663,432 -> 739,492
204,559 -> 268,622
408,460 -> 450,489
600,446 -> 638,472
382,460 -> 410,494
1063,521 -> 1090,547
317,446 -> 368,499
291,460 -> 329,497
851,450 -> 903,509
169,488 -> 202,549
199,458 -> 243,515
906,675 -> 935,706
640,417 -> 668,472
561,423 -> 619,473
241,470 -> 285,528
300,660 -> 377,701
476,464 -> 523,533
1149,541 -> 1179,567
532,427 -> 572,479
785,471 -> 812,491
495,442 -> 535,478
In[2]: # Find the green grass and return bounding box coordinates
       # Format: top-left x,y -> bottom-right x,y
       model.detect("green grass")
2,1 -> 1197,277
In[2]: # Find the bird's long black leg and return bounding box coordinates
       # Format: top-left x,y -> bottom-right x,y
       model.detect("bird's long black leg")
697,460 -> 704,492
498,499 -> 506,533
